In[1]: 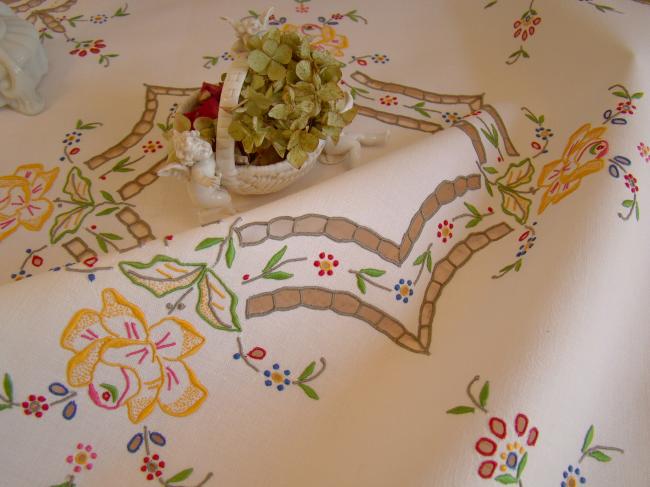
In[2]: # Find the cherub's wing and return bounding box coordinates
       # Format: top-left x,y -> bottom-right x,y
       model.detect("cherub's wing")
156,162 -> 190,181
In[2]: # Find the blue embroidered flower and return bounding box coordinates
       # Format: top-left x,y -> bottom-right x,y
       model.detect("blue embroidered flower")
62,131 -> 82,146
394,279 -> 414,303
264,363 -> 291,391
561,465 -> 586,487
516,236 -> 536,257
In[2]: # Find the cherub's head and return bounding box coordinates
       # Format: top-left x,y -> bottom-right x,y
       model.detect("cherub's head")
172,130 -> 213,166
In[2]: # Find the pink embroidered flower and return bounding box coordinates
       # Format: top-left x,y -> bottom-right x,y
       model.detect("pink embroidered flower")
513,13 -> 541,41
624,173 -> 639,193
637,142 -> 650,162
313,252 -> 339,276
379,95 -> 398,106
475,413 -> 539,480
142,140 -> 163,153
437,220 -> 454,243
22,394 -> 49,418
617,101 -> 636,115
66,443 -> 97,473
140,453 -> 165,481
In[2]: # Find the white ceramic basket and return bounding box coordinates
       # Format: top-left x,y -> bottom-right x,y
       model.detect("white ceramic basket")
177,55 -> 326,196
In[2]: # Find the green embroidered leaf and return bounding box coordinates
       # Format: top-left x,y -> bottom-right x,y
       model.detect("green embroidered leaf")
495,474 -> 518,484
414,106 -> 431,118
589,450 -> 612,462
426,252 -> 432,272
76,120 -> 102,130
631,92 -> 644,99
194,237 -> 224,251
499,186 -> 532,224
485,179 -> 494,196
357,274 -> 367,294
63,167 -> 94,205
100,191 -> 116,203
413,253 -> 426,266
484,166 -> 498,175
446,406 -> 475,415
611,91 -> 629,98
635,202 -> 640,221
466,217 -> 481,228
497,158 -> 535,188
166,468 -> 194,484
96,235 -> 109,253
582,425 -> 595,452
360,268 -> 385,277
100,383 -> 118,403
298,383 -> 319,400
119,255 -> 206,298
264,246 -> 288,272
49,480 -> 75,487
3,373 -> 12,402
0,404 -> 11,411
480,125 -> 499,148
264,271 -> 293,280
225,238 -> 236,268
49,206 -> 94,244
485,0 -> 498,7
514,258 -> 523,272
298,361 -> 316,381
538,115 -> 545,124
195,270 -> 241,331
464,202 -> 480,216
96,207 -> 119,216
524,113 -> 538,123
100,232 -> 122,241
622,199 -> 634,208
479,381 -> 490,408
516,451 -> 528,478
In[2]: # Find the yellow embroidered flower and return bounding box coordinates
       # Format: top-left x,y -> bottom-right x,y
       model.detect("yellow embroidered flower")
61,289 -> 207,423
281,23 -> 349,57
0,164 -> 59,241
537,124 -> 608,214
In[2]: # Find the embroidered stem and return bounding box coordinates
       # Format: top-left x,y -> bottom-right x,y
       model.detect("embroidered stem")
348,270 -> 392,292
293,358 -> 327,385
242,257 -> 308,285
578,445 -> 625,463
0,392 -> 19,407
466,375 -> 488,414
65,266 -> 113,273
143,425 -> 151,456
213,217 -> 241,268
413,243 -> 433,286
99,155 -> 145,179
49,391 -> 77,407
236,337 -> 259,373
167,287 -> 193,315
85,227 -> 121,252
476,116 -> 505,161
618,193 -> 637,221
160,472 -> 213,487
63,145 -> 75,164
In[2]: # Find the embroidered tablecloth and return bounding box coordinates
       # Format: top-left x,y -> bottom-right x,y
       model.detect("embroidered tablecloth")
1,1 -> 649,486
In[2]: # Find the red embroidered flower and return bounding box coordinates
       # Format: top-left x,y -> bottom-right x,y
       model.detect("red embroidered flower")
22,394 -> 49,418
313,252 -> 339,276
617,101 -> 636,115
69,39 -> 106,57
141,454 -> 165,481
295,3 -> 309,13
476,413 -> 539,480
142,140 -> 163,153
513,14 -> 541,41
379,95 -> 398,106
331,13 -> 344,20
66,443 -> 97,473
437,220 -> 454,243
638,142 -> 650,163
624,173 -> 639,193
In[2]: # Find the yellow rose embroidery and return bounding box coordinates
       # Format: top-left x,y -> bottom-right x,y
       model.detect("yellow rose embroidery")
281,23 -> 349,57
537,124 -> 608,214
0,164 -> 59,240
61,289 -> 207,423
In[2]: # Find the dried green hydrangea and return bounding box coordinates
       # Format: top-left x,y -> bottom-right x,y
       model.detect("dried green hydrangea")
228,28 -> 357,168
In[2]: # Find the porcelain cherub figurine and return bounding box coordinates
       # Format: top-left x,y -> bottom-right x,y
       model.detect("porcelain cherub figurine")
157,130 -> 235,224
0,3 -> 48,115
